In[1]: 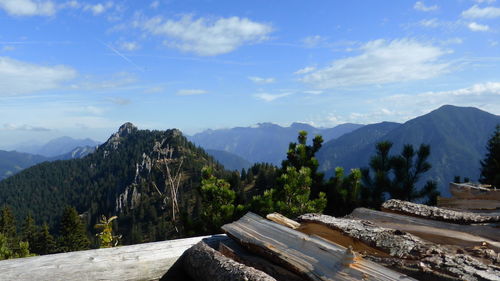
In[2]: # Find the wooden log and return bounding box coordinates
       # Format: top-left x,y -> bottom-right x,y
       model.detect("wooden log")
382,199 -> 500,224
182,240 -> 276,281
218,238 -> 305,281
222,212 -> 416,281
349,208 -> 500,246
266,212 -> 300,229
298,213 -> 500,281
0,235 -> 220,281
449,183 -> 500,201
437,197 -> 500,211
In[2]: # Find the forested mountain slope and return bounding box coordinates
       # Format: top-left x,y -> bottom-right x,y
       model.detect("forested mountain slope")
317,105 -> 500,196
0,123 -> 225,243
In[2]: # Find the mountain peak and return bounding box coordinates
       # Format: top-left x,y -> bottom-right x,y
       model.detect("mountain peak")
118,122 -> 137,137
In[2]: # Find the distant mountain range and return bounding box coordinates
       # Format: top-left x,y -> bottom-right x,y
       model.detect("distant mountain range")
317,105 -> 500,196
0,138 -> 99,181
189,122 -> 363,165
12,136 -> 100,157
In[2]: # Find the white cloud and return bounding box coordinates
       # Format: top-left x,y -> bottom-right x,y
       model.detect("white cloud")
248,76 -> 275,84
2,123 -> 51,131
380,82 -> 500,116
120,41 -> 140,51
419,18 -> 440,27
414,1 -> 438,12
176,89 -> 207,96
300,39 -> 451,89
0,56 -> 76,95
468,22 -> 490,31
294,66 -> 316,75
108,97 -> 130,105
150,1 -> 159,9
83,1 -> 113,15
137,15 -> 273,56
462,5 -> 500,19
1,45 -> 15,51
303,90 -> 323,95
0,0 -> 55,16
302,35 -> 326,48
254,92 -> 291,102
474,0 -> 496,3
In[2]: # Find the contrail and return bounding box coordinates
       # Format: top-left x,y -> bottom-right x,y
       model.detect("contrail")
99,40 -> 145,72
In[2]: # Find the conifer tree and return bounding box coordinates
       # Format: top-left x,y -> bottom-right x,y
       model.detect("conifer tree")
34,223 -> 57,255
21,213 -> 37,253
199,167 -> 240,233
480,125 -> 500,188
361,141 -> 393,208
0,205 -> 17,240
58,206 -> 90,252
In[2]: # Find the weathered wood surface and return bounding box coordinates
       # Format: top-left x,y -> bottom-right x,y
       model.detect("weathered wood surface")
437,197 -> 500,211
182,240 -> 276,281
450,183 -> 500,201
298,213 -> 500,281
266,212 -> 300,229
349,208 -> 500,246
218,237 -> 305,281
0,235 -> 219,281
222,212 -> 416,281
382,199 -> 500,224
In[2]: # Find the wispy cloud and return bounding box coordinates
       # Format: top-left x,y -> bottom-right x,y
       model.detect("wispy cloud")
2,123 -> 51,131
120,41 -> 140,51
248,76 -> 275,84
100,41 -> 144,72
414,1 -> 438,12
294,66 -> 316,75
462,5 -> 500,19
254,92 -> 291,102
0,56 -> 76,95
300,39 -> 451,89
177,89 -> 207,96
136,15 -> 273,56
0,0 -> 55,16
468,22 -> 490,31
302,35 -> 327,48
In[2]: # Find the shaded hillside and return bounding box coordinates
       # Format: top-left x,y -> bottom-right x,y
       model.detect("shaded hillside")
318,105 -> 500,196
206,149 -> 252,171
0,151 -> 48,180
189,122 -> 363,165
0,123 -> 225,243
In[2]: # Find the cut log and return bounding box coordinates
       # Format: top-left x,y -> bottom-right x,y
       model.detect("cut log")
349,208 -> 500,246
298,213 -> 500,281
449,183 -> 500,201
222,212 -> 416,281
382,199 -> 500,224
437,197 -> 500,211
266,212 -> 300,229
218,238 -> 305,281
182,240 -> 276,281
0,235 -> 218,281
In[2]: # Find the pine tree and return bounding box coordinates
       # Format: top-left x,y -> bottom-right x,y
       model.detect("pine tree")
21,213 -> 37,253
34,223 -> 57,255
199,167 -> 240,233
361,141 -> 393,208
282,131 -> 324,197
480,125 -> 500,188
0,205 -> 17,240
58,207 -> 90,252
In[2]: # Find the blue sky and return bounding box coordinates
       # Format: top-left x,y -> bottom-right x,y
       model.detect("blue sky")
1,0 -> 500,148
